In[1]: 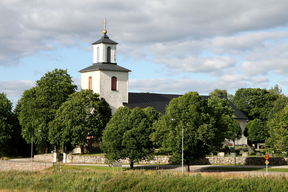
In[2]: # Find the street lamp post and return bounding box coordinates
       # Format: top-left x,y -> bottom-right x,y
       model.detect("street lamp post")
172,119 -> 184,175
24,130 -> 41,171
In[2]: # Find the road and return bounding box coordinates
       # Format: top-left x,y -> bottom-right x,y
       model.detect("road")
8,158 -> 288,174
66,163 -> 288,174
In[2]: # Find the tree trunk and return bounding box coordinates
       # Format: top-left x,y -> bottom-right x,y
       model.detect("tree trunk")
54,145 -> 57,153
130,161 -> 134,169
45,143 -> 48,154
185,161 -> 190,172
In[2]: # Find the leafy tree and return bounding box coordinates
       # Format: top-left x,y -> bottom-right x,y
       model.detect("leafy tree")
245,119 -> 269,144
153,92 -> 237,172
19,69 -> 77,153
0,93 -> 14,156
101,107 -> 157,169
143,107 -> 162,125
265,105 -> 288,154
232,88 -> 278,121
267,95 -> 288,120
268,84 -> 283,96
209,89 -> 233,101
49,89 -> 111,152
12,101 -> 30,156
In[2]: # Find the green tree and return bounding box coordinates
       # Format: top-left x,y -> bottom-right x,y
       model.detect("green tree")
49,89 -> 111,152
0,93 -> 14,157
232,88 -> 278,121
153,92 -> 236,172
101,107 -> 156,169
209,89 -> 233,101
245,119 -> 269,144
268,84 -> 283,96
265,105 -> 288,154
19,69 -> 77,153
143,107 -> 162,125
267,95 -> 288,120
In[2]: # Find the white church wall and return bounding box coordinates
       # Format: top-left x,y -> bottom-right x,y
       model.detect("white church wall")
81,71 -> 100,93
235,119 -> 248,145
99,70 -> 129,114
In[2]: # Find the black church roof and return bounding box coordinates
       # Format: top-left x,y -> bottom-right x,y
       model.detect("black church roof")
92,34 -> 118,45
79,63 -> 131,73
124,93 -> 248,120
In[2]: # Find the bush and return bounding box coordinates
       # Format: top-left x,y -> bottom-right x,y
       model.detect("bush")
249,152 -> 256,156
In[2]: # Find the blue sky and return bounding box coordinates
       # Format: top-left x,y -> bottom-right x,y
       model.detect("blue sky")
1,0 -> 288,106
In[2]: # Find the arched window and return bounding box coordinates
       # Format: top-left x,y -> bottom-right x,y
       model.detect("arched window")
107,46 -> 111,63
89,76 -> 92,90
111,76 -> 117,90
97,47 -> 100,62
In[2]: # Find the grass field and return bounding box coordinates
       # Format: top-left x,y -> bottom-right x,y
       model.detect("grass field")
1,165 -> 288,191
204,167 -> 288,172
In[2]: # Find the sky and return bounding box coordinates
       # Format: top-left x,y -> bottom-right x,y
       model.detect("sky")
1,0 -> 288,106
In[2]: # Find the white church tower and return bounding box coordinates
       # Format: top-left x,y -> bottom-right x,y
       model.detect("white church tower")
79,19 -> 131,114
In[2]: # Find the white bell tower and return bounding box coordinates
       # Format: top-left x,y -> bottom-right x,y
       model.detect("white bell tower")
79,19 -> 131,114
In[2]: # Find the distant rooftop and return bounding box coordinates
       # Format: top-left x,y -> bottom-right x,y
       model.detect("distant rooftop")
124,92 -> 248,120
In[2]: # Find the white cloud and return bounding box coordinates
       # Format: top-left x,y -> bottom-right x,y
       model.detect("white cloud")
1,0 -> 288,97
2,0 -> 288,67
218,74 -> 269,83
154,56 -> 236,73
0,80 -> 35,98
129,78 -> 248,95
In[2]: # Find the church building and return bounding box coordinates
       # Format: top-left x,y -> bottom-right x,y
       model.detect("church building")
79,20 -> 249,145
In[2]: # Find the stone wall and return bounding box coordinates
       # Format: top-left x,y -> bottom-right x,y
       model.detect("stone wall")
0,160 -> 53,171
33,154 -> 288,165
67,155 -> 170,164
191,157 -> 288,165
34,154 -> 54,162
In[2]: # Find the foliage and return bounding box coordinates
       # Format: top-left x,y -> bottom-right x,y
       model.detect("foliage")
49,89 -> 111,151
232,87 -> 279,121
208,96 -> 242,141
245,119 -> 269,143
152,92 -> 237,171
2,167 -> 288,191
101,107 -> 158,168
0,93 -> 14,156
18,69 -> 77,153
266,104 -> 288,154
268,84 -> 283,96
267,95 -> 288,120
209,88 -> 233,101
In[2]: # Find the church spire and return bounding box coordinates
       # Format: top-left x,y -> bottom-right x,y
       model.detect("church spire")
103,18 -> 107,34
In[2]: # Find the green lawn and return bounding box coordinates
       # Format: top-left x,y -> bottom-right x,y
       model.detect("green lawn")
204,167 -> 288,172
2,166 -> 288,191
53,165 -> 129,171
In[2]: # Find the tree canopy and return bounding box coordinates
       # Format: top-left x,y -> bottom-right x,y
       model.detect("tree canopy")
18,69 -> 77,153
232,88 -> 278,121
265,104 -> 288,154
0,93 -> 14,156
101,107 -> 160,168
152,92 -> 237,172
49,89 -> 111,151
209,89 -> 233,101
245,119 -> 269,144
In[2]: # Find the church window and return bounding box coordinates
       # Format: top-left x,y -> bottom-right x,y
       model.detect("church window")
111,76 -> 117,90
97,47 -> 100,62
107,46 -> 111,63
89,76 -> 92,90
